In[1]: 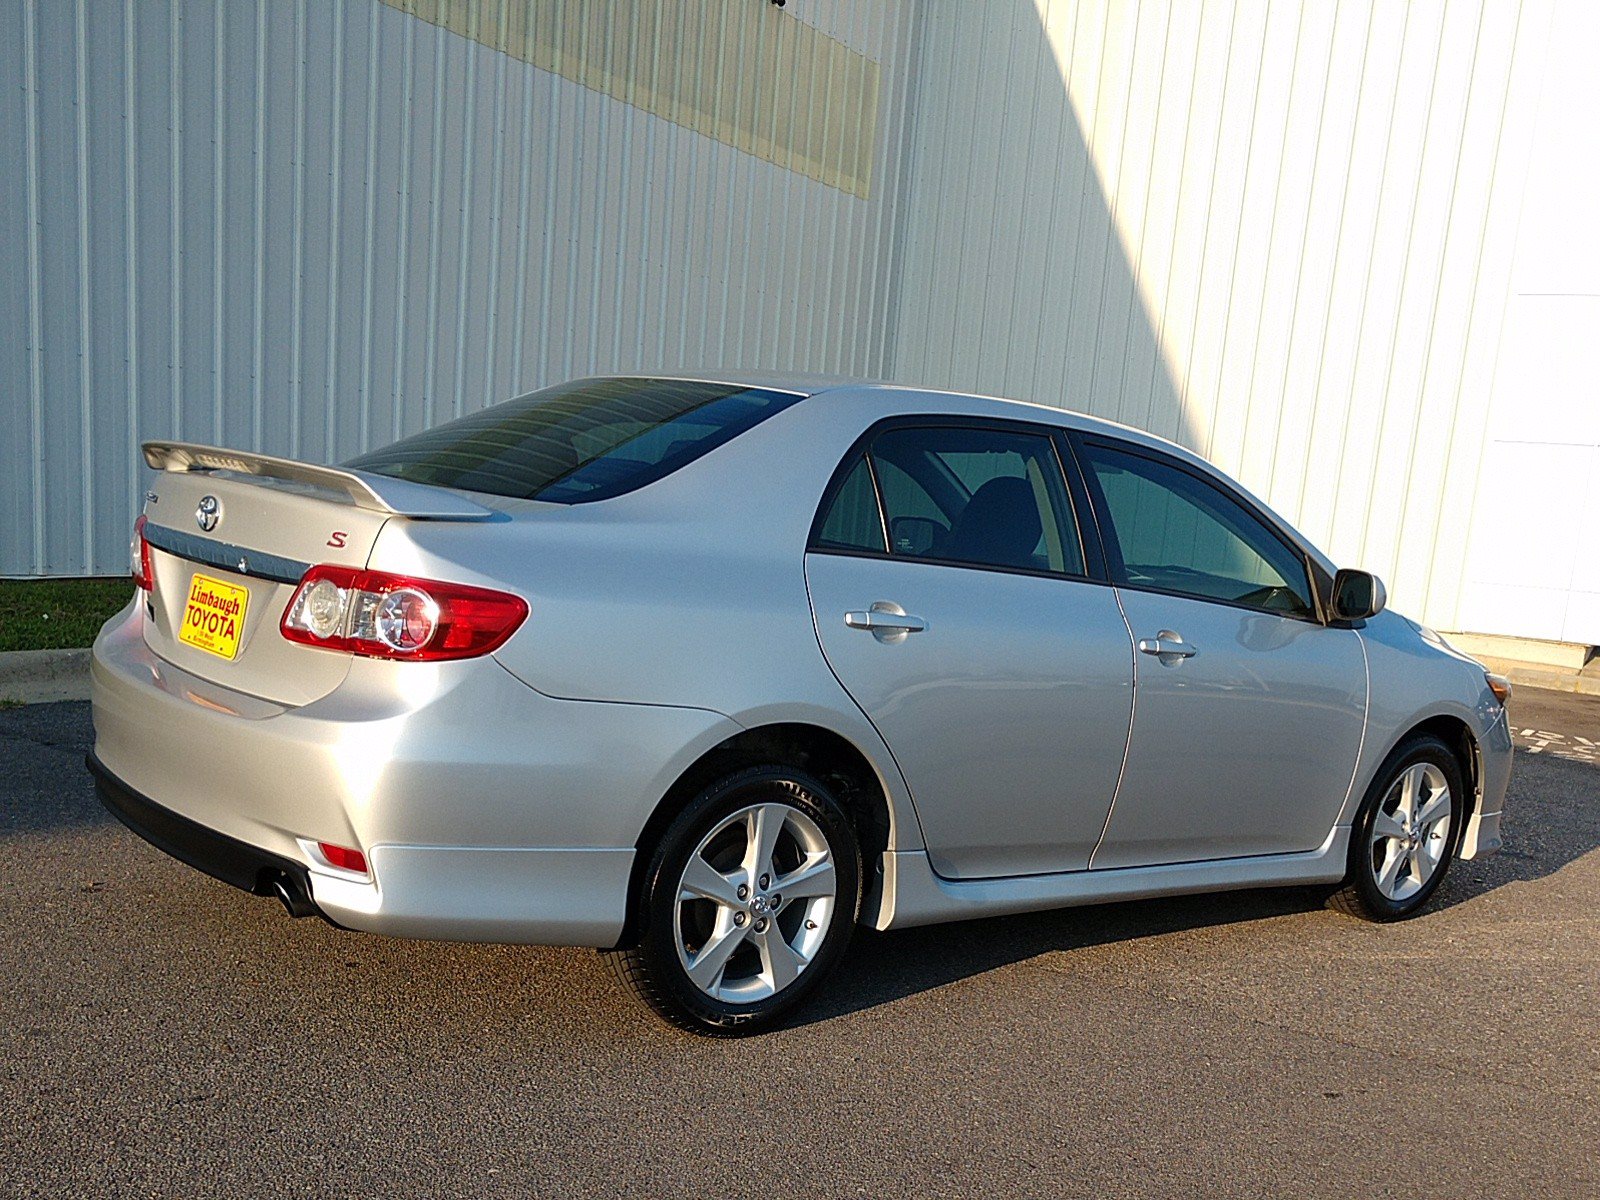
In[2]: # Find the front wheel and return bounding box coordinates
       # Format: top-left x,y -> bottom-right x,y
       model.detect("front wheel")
606,766 -> 862,1035
1328,734 -> 1466,922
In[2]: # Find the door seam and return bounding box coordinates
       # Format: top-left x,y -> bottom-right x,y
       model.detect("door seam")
1338,629 -> 1373,822
1087,584 -> 1139,869
800,558 -> 933,853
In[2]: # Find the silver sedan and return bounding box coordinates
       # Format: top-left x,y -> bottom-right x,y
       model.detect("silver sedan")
89,374 -> 1514,1034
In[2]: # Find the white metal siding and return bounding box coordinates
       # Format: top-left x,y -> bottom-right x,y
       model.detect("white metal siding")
4,0 -> 1593,648
1457,0 -> 1600,645
0,0 -> 914,575
889,0 -> 1557,636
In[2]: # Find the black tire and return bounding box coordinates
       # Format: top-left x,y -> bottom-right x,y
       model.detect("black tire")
1327,734 -> 1467,922
605,766 -> 862,1036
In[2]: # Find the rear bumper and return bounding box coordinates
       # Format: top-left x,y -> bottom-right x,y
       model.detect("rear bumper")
89,604 -> 742,946
88,750 -> 323,916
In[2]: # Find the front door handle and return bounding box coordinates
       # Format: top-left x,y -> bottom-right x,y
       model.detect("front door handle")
845,601 -> 927,642
1137,630 -> 1197,660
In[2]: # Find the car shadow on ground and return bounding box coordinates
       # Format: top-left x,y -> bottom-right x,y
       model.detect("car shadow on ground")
796,884 -> 1329,1027
9,702 -> 1598,1037
795,749 -> 1600,1029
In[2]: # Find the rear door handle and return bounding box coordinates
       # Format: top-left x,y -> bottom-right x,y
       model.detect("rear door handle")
845,602 -> 927,642
1137,630 -> 1197,660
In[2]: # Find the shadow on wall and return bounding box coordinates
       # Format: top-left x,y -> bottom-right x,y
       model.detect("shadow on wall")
887,0 -> 1199,451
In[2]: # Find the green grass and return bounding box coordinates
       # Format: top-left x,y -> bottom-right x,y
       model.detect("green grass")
0,577 -> 135,653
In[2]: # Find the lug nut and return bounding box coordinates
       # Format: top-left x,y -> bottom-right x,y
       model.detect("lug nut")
753,918 -> 768,933
759,874 -> 770,888
770,894 -> 781,908
734,912 -> 747,926
737,884 -> 749,900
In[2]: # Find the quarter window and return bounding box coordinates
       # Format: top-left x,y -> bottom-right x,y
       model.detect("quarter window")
1080,441 -> 1315,618
812,454 -> 886,554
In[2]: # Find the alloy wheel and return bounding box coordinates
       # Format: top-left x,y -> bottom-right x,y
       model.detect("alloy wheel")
671,802 -> 837,1003
1368,762 -> 1453,902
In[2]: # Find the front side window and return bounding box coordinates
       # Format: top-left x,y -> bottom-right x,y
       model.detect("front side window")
346,377 -> 802,503
1080,441 -> 1315,618
857,426 -> 1084,575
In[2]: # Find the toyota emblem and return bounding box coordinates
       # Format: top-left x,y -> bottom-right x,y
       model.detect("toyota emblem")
195,495 -> 221,533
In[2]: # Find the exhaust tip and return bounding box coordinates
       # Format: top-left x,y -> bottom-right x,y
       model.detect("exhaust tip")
264,870 -> 319,919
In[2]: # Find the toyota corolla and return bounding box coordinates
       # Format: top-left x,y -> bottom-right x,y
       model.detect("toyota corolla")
89,374 -> 1513,1034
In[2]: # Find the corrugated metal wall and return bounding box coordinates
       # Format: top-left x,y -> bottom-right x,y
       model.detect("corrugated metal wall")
0,0 -> 915,576
5,0 -> 1590,645
890,0 -> 1554,636
378,0 -> 887,198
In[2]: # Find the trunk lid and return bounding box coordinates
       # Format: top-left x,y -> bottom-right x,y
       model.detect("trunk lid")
138,442 -> 493,705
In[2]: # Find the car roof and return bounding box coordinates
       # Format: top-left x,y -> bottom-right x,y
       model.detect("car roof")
623,371 -> 1196,462
606,369 -> 867,395
624,372 -> 1336,578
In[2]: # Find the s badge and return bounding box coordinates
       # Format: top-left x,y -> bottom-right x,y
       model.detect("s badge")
327,531 -> 348,549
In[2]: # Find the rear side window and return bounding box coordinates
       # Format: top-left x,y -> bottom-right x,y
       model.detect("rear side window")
1080,440 -> 1315,618
813,424 -> 1084,576
346,377 -> 803,503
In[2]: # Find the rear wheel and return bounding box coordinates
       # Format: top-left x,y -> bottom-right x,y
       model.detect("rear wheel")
1328,735 -> 1465,922
606,766 -> 861,1035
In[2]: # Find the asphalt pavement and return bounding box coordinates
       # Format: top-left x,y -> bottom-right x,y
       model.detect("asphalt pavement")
2,689 -> 1597,1198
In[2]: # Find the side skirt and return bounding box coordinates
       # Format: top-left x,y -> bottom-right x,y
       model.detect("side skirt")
866,826 -> 1351,931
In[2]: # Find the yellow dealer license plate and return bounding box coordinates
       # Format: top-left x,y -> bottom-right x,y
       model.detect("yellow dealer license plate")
178,573 -> 249,660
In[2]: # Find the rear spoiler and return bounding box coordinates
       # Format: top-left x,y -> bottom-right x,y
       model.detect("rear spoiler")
142,441 -> 494,520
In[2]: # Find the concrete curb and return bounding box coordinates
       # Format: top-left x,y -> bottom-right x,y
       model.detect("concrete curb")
0,647 -> 93,705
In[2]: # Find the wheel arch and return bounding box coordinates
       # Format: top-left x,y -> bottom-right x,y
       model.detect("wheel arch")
616,722 -> 899,947
1365,713 -> 1482,828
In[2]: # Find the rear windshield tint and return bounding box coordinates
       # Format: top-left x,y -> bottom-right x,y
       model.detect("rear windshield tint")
346,377 -> 803,503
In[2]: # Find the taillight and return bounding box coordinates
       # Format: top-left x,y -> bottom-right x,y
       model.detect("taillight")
131,514 -> 154,591
280,565 -> 528,661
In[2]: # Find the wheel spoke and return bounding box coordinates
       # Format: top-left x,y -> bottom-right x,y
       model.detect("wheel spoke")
1398,765 -> 1423,822
685,920 -> 748,992
1375,843 -> 1406,894
757,927 -> 807,992
1414,788 -> 1450,831
1372,809 -> 1408,841
1417,834 -> 1444,876
678,854 -> 743,908
1409,850 -> 1430,889
772,856 -> 835,902
744,804 -> 786,883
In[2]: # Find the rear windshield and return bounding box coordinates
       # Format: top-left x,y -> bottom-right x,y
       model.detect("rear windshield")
346,377 -> 803,503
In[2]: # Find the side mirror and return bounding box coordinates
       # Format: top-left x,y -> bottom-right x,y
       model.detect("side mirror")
889,515 -> 942,557
1331,569 -> 1386,621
